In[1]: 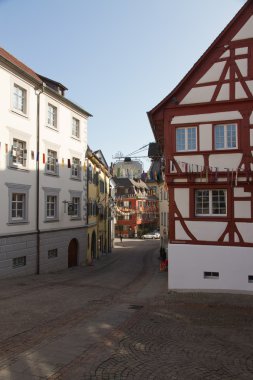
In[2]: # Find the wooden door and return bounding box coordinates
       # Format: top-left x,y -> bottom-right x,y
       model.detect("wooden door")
68,238 -> 78,267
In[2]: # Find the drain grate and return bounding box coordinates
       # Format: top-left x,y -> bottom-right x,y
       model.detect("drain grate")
128,304 -> 143,310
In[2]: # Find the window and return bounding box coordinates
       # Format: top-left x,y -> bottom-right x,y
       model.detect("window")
72,197 -> 80,218
43,187 -> 60,222
12,193 -> 25,220
214,124 -> 237,150
72,117 -> 80,138
6,183 -> 31,224
13,256 -> 26,268
204,271 -> 219,279
11,139 -> 27,168
195,189 -> 227,216
48,104 -> 57,128
47,195 -> 57,218
176,127 -> 197,152
13,84 -> 27,114
46,149 -> 59,175
69,190 -> 82,219
71,157 -> 81,180
99,180 -> 105,193
48,249 -> 58,259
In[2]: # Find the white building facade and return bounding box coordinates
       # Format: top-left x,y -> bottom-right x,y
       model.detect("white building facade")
0,48 -> 91,278
148,1 -> 253,293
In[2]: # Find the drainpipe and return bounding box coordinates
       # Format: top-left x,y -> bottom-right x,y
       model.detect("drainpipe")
35,85 -> 44,275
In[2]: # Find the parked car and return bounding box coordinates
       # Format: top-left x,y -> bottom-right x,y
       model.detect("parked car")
141,232 -> 160,239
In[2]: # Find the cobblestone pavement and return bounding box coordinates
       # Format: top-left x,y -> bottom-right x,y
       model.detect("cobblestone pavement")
0,239 -> 253,379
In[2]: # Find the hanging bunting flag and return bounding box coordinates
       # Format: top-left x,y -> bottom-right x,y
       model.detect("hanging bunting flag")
5,144 -> 8,153
68,159 -> 71,168
62,158 -> 64,167
31,150 -> 34,160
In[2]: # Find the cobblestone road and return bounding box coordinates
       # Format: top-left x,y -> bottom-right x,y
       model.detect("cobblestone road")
0,239 -> 253,379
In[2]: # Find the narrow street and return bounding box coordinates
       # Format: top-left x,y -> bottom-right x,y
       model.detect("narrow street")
0,239 -> 253,379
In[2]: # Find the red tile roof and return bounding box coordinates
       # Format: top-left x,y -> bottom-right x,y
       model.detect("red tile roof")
0,47 -> 42,83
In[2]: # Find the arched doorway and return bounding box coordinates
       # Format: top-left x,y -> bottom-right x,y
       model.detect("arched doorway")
91,231 -> 96,260
68,238 -> 78,268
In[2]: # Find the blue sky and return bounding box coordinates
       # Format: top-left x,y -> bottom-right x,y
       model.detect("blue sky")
0,0 -> 246,170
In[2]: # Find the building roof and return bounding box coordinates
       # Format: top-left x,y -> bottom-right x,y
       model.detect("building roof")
0,47 -> 92,117
0,47 -> 42,83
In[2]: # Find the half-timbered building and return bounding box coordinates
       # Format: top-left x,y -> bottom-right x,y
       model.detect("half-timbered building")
148,0 -> 253,292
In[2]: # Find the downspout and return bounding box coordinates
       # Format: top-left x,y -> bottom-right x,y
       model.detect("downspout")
35,85 -> 44,275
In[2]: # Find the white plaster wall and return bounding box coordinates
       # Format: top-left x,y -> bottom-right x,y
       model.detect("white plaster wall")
216,84 -> 229,101
209,153 -> 242,171
180,86 -> 215,105
250,130 -> 253,146
232,15 -> 253,41
234,201 -> 251,218
175,155 -> 204,168
39,92 -> 87,231
185,221 -> 226,241
171,111 -> 242,125
168,243 -> 253,292
236,223 -> 253,243
175,189 -> 189,217
247,81 -> 253,97
197,61 -> 226,84
235,82 -> 247,99
234,187 -> 251,197
235,47 -> 248,55
0,66 -> 37,235
175,221 -> 191,241
235,59 -> 248,77
199,124 -> 212,151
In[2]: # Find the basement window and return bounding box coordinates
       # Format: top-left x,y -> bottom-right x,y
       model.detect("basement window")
248,275 -> 253,283
13,256 -> 26,268
48,248 -> 58,259
204,271 -> 219,279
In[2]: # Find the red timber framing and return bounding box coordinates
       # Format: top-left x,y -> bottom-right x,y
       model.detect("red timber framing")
148,0 -> 253,249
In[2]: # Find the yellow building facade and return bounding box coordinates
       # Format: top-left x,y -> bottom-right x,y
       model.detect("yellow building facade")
86,147 -> 112,264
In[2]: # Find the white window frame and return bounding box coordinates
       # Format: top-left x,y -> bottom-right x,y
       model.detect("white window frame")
45,149 -> 59,176
5,183 -> 31,224
13,83 -> 27,115
195,189 -> 227,217
72,117 -> 80,139
214,123 -> 237,150
47,103 -> 57,129
43,187 -> 61,222
176,126 -> 197,152
69,190 -> 82,220
10,138 -> 28,169
71,157 -> 81,180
